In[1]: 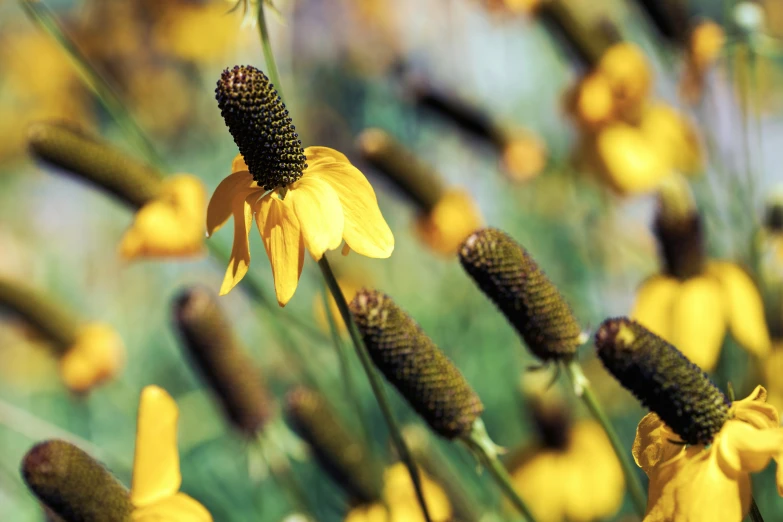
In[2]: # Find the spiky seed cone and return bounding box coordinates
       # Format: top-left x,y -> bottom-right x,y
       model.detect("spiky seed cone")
654,177 -> 704,279
174,287 -> 272,437
459,228 -> 583,361
28,122 -> 162,209
21,440 -> 132,522
596,318 -> 729,446
349,289 -> 484,440
285,387 -> 382,505
215,65 -> 306,190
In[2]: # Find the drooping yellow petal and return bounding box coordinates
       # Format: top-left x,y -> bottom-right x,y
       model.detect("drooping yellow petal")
119,175 -> 208,259
708,261 -> 771,359
511,452 -> 568,522
131,386 -> 181,508
631,276 -> 680,343
304,146 -> 350,167
596,124 -> 671,195
632,413 -> 683,474
307,159 -> 394,258
717,420 -> 783,481
231,154 -> 249,174
59,322 -> 125,393
132,492 -> 213,522
257,194 -> 304,307
219,192 -> 254,296
206,170 -> 256,237
670,276 -> 726,372
414,188 -> 483,256
731,386 -> 779,430
290,175 -> 344,260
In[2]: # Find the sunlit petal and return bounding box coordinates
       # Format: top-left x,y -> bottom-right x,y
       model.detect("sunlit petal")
631,276 -> 679,343
670,276 -> 726,372
290,176 -> 344,260
257,195 -> 304,306
206,171 -> 256,237
232,154 -> 249,174
304,146 -> 350,168
717,421 -> 783,481
218,192 -> 254,296
131,386 -> 181,507
132,492 -> 213,522
632,413 -> 683,474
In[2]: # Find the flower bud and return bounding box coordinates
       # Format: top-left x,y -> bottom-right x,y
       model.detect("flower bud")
349,289 -> 484,440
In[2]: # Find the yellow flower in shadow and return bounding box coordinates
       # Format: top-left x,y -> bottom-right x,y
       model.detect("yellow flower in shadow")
60,322 -> 125,394
120,174 -> 208,259
131,386 -> 212,521
414,188 -> 483,256
345,462 -> 452,522
208,149 -> 393,304
501,131 -> 548,183
511,420 -> 625,522
633,386 -> 783,521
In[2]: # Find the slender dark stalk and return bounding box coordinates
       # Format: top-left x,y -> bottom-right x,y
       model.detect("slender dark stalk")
749,497 -> 765,522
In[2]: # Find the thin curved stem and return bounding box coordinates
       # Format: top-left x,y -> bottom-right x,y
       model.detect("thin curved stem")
318,255 -> 433,522
564,360 -> 647,517
257,2 -> 285,100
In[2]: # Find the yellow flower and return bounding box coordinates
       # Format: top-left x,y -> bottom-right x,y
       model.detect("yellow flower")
638,104 -> 703,176
680,20 -> 726,103
633,386 -> 783,522
567,73 -> 616,131
501,131 -> 548,183
208,66 -> 393,305
596,43 -> 653,121
152,2 -> 239,63
120,174 -> 208,259
60,322 -> 125,394
345,462 -> 452,522
414,188 -> 483,256
511,420 -> 625,522
131,386 -> 212,521
763,342 -> 783,413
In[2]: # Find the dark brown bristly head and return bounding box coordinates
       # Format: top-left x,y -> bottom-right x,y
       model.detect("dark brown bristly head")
349,289 -> 484,440
458,228 -> 583,361
21,440 -> 132,522
595,317 -> 729,446
174,287 -> 272,437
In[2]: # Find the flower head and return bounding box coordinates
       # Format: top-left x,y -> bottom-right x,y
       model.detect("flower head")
60,322 -> 125,394
208,65 -> 393,304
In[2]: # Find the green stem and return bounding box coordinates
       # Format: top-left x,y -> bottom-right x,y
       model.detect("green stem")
749,497 -> 765,522
317,255 -> 433,522
257,2 -> 285,101
564,360 -> 647,517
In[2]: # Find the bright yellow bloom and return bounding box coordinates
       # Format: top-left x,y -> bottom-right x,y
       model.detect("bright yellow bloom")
511,420 -> 625,522
639,104 -> 703,175
60,322 -> 125,393
501,132 -> 548,182
568,73 -> 616,131
120,174 -> 208,259
596,43 -> 652,121
207,148 -> 394,304
131,386 -> 212,521
633,261 -> 771,372
633,386 -> 783,521
414,188 -> 483,256
345,462 -> 452,522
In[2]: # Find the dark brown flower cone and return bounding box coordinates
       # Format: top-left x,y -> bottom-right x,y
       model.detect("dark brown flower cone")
765,196 -> 783,233
633,0 -> 689,45
459,228 -> 583,361
357,128 -> 446,213
21,440 -> 132,522
596,317 -> 729,446
349,289 -> 484,440
654,176 -> 705,280
174,287 -> 273,437
285,387 -> 382,505
28,122 -> 162,209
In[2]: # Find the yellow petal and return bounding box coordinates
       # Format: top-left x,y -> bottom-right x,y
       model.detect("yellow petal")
717,421 -> 783,483
290,175 -> 344,260
206,170 -> 256,237
257,195 -> 304,307
304,146 -> 350,167
670,276 -> 726,372
639,104 -> 703,175
632,413 -> 683,474
414,188 -> 483,256
59,322 -> 125,393
231,154 -> 248,174
132,492 -> 212,522
708,261 -> 771,359
218,192 -> 254,296
732,386 -> 780,430
596,123 -> 671,195
307,160 -> 394,258
511,452 -> 565,522
131,386 -> 181,507
119,175 -> 208,259
631,276 -> 680,343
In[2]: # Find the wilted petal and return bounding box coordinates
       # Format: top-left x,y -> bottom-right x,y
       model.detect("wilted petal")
257,195 -> 304,306
290,175 -> 344,260
206,170 -> 256,237
631,276 -> 679,343
632,413 -> 683,474
670,276 -> 726,372
132,492 -> 212,522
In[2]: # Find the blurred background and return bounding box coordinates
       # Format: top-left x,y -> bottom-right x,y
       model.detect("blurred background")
1,0 -> 783,520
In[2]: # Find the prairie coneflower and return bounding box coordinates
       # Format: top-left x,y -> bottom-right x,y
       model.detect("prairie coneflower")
22,386 -> 212,521
680,20 -> 726,103
632,177 -> 770,371
596,318 -> 783,521
208,66 -> 393,304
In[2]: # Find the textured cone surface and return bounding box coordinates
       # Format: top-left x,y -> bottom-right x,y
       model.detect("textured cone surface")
28,122 -> 162,209
21,440 -> 132,522
216,65 -> 306,190
285,387 -> 382,504
349,289 -> 484,439
175,287 -> 272,436
596,317 -> 729,445
459,228 -> 582,361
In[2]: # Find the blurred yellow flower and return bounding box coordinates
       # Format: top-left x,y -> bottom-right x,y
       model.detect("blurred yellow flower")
483,0 -> 542,14
633,261 -> 770,372
208,149 -> 394,304
633,386 -> 783,521
568,73 -> 616,130
120,174 -> 208,259
60,322 -> 125,394
639,104 -> 703,175
596,43 -> 652,121
345,462 -> 452,522
763,342 -> 783,413
511,420 -> 625,522
501,132 -> 548,182
414,188 -> 483,256
681,20 -> 726,103
131,386 -> 212,521
153,2 -> 240,63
